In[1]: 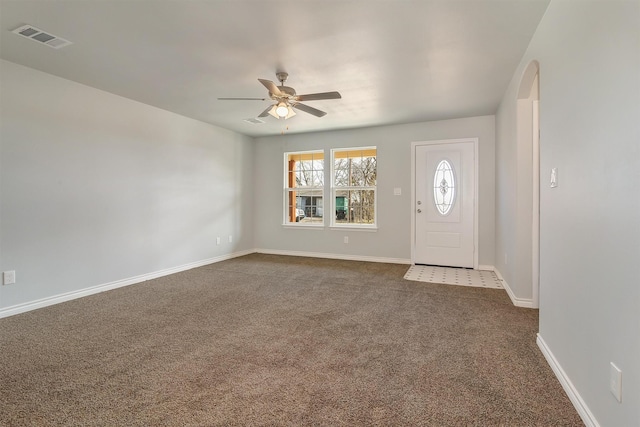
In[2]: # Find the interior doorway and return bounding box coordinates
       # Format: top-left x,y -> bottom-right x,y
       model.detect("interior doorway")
517,61 -> 540,308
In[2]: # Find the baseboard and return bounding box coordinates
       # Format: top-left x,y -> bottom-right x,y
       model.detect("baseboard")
493,267 -> 535,308
255,248 -> 411,265
0,249 -> 254,319
537,334 -> 600,427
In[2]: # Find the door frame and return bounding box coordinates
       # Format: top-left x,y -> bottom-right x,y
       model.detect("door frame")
532,100 -> 540,308
411,138 -> 479,268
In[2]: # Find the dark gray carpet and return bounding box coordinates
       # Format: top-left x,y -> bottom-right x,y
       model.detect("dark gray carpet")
0,254 -> 583,426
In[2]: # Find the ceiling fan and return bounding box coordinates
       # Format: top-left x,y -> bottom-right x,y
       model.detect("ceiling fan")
218,72 -> 341,120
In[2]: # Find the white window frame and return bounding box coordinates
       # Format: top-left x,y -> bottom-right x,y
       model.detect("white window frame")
330,147 -> 377,229
283,150 -> 325,227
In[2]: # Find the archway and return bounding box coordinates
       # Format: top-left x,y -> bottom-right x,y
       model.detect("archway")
516,61 -> 540,307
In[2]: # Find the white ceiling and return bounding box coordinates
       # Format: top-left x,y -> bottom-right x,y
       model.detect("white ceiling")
0,0 -> 549,137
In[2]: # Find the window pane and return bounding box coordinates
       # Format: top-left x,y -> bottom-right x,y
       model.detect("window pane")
350,190 -> 375,224
314,171 -> 324,186
350,160 -> 364,186
302,169 -> 314,187
364,157 -> 377,186
286,189 -> 324,224
287,156 -> 297,174
333,159 -> 346,183
334,166 -> 348,186
306,194 -> 324,221
290,153 -> 302,164
334,190 -> 350,223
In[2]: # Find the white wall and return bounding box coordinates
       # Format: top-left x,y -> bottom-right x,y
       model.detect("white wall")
0,60 -> 255,314
254,116 -> 495,266
496,1 -> 640,425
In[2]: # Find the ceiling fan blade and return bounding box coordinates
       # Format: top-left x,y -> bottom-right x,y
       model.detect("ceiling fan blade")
258,79 -> 283,96
296,91 -> 342,101
293,103 -> 327,117
258,105 -> 274,118
218,97 -> 266,101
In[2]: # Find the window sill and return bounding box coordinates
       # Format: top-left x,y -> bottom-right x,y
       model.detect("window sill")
329,225 -> 378,232
282,224 -> 325,230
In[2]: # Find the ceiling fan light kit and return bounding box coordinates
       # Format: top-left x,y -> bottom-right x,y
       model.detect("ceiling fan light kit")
267,102 -> 296,120
275,103 -> 289,117
219,72 -> 341,121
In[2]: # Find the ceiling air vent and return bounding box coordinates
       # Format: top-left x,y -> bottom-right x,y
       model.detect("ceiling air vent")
244,118 -> 265,125
11,25 -> 72,49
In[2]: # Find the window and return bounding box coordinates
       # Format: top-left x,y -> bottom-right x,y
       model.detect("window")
284,151 -> 324,225
332,147 -> 377,227
433,159 -> 455,215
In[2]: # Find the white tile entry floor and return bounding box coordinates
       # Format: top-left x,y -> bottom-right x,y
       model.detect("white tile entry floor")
404,265 -> 503,289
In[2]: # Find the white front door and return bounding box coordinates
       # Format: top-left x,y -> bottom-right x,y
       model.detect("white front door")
414,141 -> 475,268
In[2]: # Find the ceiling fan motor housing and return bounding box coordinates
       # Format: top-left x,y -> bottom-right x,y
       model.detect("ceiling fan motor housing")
271,86 -> 296,100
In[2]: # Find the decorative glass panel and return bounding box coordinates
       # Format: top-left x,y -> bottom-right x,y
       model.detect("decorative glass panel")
433,159 -> 455,215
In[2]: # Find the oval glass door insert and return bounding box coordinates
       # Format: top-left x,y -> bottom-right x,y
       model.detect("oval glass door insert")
433,159 -> 455,215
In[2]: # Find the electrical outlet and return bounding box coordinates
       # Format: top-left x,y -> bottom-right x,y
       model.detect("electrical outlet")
610,362 -> 622,402
3,270 -> 16,285
228,235 -> 233,243
344,236 -> 349,244
216,237 -> 221,245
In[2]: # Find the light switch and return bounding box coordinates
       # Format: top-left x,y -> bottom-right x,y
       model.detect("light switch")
394,187 -> 402,196
550,168 -> 558,188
